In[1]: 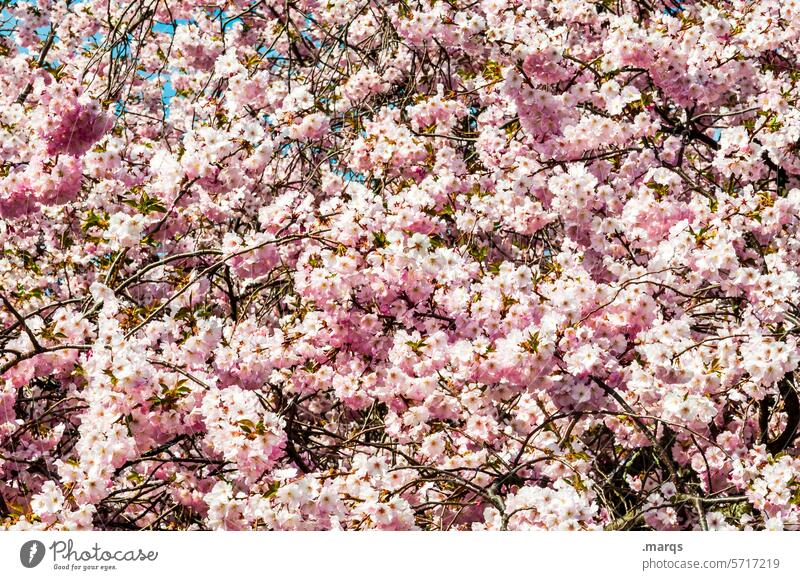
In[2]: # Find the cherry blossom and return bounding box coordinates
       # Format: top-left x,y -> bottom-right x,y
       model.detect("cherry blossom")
1,0 -> 800,532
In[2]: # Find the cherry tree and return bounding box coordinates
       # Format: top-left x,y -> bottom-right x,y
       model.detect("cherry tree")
1,0 -> 800,531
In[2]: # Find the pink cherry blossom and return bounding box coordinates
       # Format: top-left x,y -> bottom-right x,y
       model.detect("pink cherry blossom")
1,0 -> 800,532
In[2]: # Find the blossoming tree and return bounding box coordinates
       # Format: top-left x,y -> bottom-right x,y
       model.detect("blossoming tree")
1,0 -> 800,531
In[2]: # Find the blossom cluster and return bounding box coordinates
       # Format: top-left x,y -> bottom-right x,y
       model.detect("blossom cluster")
1,0 -> 800,531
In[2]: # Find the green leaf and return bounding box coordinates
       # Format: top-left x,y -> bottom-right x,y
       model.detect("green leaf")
82,209 -> 109,232
265,481 -> 280,498
405,338 -> 427,355
521,331 -> 540,354
122,191 -> 167,215
372,231 -> 388,249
